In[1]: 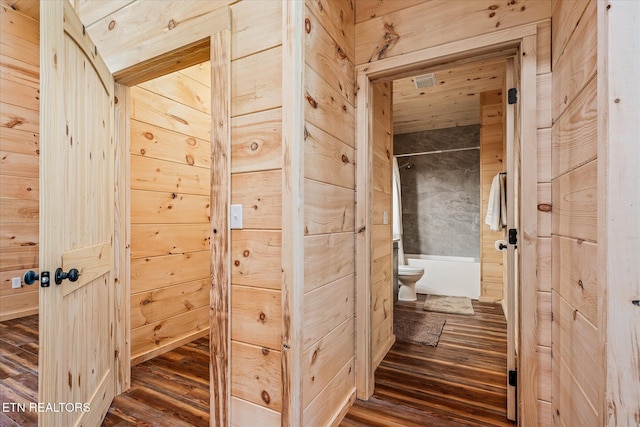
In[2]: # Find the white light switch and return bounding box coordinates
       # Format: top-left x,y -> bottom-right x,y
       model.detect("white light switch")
383,211 -> 389,225
11,277 -> 22,289
230,204 -> 243,229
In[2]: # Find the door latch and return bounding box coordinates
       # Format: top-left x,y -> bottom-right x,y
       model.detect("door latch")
23,270 -> 51,287
508,228 -> 518,246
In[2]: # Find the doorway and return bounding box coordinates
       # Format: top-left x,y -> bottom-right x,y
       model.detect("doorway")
355,28 -> 538,424
0,2 -> 231,425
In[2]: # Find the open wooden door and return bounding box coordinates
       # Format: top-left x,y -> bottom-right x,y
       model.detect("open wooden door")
504,55 -> 520,422
39,1 -> 116,425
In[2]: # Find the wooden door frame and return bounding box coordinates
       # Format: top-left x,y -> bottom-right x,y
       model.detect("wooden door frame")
111,7 -> 231,425
355,23 -> 539,423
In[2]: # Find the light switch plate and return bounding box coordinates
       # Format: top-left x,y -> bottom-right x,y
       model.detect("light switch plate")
383,211 -> 389,225
230,204 -> 243,229
11,277 -> 22,289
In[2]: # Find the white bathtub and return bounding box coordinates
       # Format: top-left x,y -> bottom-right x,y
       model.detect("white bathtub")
405,254 -> 480,299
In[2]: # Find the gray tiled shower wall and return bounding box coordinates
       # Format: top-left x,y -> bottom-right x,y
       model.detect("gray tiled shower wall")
394,125 -> 480,258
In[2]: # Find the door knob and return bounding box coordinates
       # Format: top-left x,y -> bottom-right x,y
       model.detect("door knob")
55,268 -> 80,285
23,270 -> 39,285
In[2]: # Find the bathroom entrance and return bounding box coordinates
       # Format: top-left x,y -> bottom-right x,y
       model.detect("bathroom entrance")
355,28 -> 538,424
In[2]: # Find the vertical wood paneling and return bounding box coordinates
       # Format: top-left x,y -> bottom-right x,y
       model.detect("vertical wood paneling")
600,2 -> 640,423
0,4 -> 39,321
281,1 -> 304,425
480,90 -> 504,302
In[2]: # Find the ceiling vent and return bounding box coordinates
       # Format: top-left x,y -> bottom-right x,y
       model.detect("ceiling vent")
413,73 -> 436,89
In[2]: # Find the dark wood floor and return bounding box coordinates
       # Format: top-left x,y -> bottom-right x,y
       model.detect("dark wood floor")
102,338 -> 210,426
341,298 -> 514,427
1,299 -> 511,427
0,314 -> 39,427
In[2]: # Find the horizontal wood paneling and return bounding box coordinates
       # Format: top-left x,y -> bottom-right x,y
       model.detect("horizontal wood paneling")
130,309 -> 209,365
304,121 -> 355,189
354,0 -> 551,65
130,224 -> 210,258
304,65 -> 355,146
130,155 -> 210,196
303,357 -> 355,426
231,46 -> 282,117
306,0 -> 355,65
551,0 -> 596,121
130,86 -> 210,140
551,160 -> 597,242
230,170 -> 282,230
304,7 -> 355,106
304,179 -> 355,235
303,274 -> 355,350
0,3 -> 38,320
231,285 -> 281,351
552,236 -> 598,325
130,251 -> 210,294
552,353 -> 598,426
303,317 -> 355,407
551,76 -> 597,179
130,119 -> 210,168
538,345 -> 552,403
231,341 -> 282,412
552,292 -> 601,407
231,0 -> 281,61
551,0 -> 590,68
231,230 -> 281,290
130,189 -> 210,224
129,63 -> 211,362
130,278 -> 210,329
231,108 -> 282,174
304,232 -> 354,293
231,396 -> 281,427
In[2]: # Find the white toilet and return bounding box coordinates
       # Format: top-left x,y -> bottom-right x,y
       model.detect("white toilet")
397,265 -> 424,301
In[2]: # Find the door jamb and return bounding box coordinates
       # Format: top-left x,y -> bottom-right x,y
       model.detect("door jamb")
355,23 -> 539,423
111,8 -> 231,426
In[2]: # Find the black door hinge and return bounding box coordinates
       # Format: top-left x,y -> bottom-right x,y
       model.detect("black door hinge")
508,88 -> 518,104
508,370 -> 517,387
508,228 -> 518,245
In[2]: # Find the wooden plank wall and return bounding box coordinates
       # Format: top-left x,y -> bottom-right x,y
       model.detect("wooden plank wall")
479,89 -> 505,302
302,0 -> 357,425
550,1 -> 601,425
370,82 -> 394,370
129,63 -> 211,365
355,1 -> 552,423
0,3 -> 39,321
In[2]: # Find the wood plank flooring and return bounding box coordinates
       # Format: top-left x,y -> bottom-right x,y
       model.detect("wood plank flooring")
341,298 -> 514,427
0,315 -> 39,427
1,299 -> 511,427
102,337 -> 210,426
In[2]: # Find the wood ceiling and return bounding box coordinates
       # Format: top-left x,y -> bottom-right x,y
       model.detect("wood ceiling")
392,59 -> 506,135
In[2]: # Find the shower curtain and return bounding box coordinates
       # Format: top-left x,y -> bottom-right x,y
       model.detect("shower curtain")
392,158 -> 405,264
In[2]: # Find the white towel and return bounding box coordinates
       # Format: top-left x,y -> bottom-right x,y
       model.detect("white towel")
485,173 -> 505,231
392,158 -> 405,263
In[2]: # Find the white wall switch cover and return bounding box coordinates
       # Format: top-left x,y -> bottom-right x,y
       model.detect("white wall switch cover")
11,277 -> 22,289
230,204 -> 243,229
383,211 -> 389,225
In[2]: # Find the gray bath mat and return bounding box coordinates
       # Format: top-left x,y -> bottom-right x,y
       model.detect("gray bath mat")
423,295 -> 475,316
393,309 -> 446,347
